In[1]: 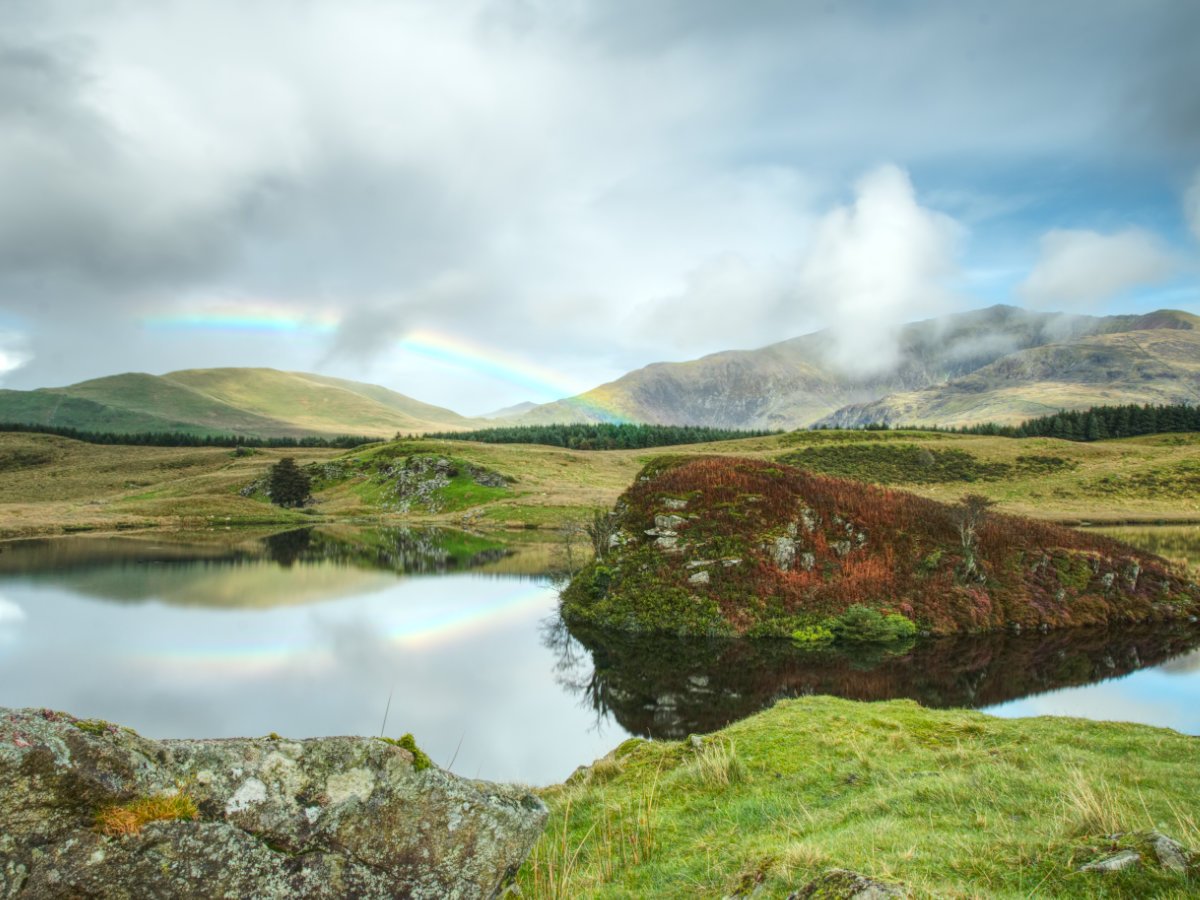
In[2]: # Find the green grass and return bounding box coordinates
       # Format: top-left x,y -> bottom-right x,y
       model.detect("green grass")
520,696 -> 1200,898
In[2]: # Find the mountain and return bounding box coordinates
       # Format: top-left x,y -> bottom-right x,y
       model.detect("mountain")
480,400 -> 541,420
0,368 -> 475,438
514,306 -> 1200,429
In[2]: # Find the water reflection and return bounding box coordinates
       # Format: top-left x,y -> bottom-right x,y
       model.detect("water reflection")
1094,525 -> 1200,572
549,620 -> 1200,740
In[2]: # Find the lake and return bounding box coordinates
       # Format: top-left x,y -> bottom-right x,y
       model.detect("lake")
1,526 -> 1198,784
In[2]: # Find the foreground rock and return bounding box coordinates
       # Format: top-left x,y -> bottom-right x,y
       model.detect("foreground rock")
562,456 -> 1200,638
0,708 -> 546,899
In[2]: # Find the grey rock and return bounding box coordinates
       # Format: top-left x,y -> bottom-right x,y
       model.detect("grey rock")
0,708 -> 546,900
663,498 -> 688,510
789,868 -> 908,898
654,514 -> 686,531
799,553 -> 816,572
1080,849 -> 1141,873
833,540 -> 853,557
1148,831 -> 1189,872
771,537 -> 797,570
688,570 -> 711,585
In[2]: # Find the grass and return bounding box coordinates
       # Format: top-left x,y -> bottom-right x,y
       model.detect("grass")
5,428 -> 1200,541
95,789 -> 199,836
518,696 -> 1200,898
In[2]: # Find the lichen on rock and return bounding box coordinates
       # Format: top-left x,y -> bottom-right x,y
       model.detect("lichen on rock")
0,707 -> 546,899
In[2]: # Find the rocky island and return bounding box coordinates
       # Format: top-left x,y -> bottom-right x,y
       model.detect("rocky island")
561,456 -> 1200,638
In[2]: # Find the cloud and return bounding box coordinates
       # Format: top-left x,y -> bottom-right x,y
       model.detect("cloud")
1018,228 -> 1177,309
1186,169 -> 1200,243
0,332 -> 31,380
634,165 -> 963,372
0,2 -> 1197,408
795,165 -> 963,374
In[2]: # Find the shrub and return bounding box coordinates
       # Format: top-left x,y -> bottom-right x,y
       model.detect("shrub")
831,605 -> 917,643
268,456 -> 312,508
790,624 -> 835,645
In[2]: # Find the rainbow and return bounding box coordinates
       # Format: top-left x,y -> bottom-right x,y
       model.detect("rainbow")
398,328 -> 630,421
141,305 -> 629,420
130,580 -> 556,674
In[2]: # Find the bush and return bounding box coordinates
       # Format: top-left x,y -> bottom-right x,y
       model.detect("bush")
831,605 -> 918,643
268,457 -> 312,508
790,624 -> 835,645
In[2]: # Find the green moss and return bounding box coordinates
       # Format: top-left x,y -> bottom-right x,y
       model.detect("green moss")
378,734 -> 433,771
73,718 -> 119,736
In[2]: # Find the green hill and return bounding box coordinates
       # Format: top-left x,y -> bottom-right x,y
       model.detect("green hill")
0,369 -> 476,438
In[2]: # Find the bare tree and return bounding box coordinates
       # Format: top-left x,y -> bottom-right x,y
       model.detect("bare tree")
584,509 -> 621,561
953,493 -> 995,578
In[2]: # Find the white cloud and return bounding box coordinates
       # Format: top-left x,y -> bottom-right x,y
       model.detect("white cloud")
0,332 -> 31,380
1019,228 -> 1177,309
794,165 -> 963,374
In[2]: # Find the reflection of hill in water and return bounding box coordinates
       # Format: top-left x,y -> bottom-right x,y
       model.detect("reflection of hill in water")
554,621 -> 1200,740
0,527 -> 513,608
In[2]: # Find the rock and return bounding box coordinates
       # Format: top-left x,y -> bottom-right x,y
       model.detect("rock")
1148,831 -> 1189,872
789,868 -> 908,898
771,537 -> 797,570
663,498 -> 688,510
655,514 -> 686,531
688,570 -> 710,585
833,540 -> 853,557
1080,849 -> 1142,873
799,552 -> 816,572
0,708 -> 546,899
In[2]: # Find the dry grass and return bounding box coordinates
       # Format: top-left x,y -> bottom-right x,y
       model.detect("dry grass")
95,790 -> 199,837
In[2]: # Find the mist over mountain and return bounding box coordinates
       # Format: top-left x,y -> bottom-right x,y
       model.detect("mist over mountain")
512,305 -> 1200,430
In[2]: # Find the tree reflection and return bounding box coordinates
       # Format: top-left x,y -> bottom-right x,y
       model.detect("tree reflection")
547,619 -> 1200,740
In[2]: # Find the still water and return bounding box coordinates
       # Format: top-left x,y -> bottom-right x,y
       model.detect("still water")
1,527 -> 1198,784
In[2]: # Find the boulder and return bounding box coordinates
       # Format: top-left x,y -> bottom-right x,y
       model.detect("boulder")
0,708 -> 546,899
789,868 -> 908,898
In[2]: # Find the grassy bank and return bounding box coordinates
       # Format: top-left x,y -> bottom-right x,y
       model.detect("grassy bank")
4,429 -> 1200,540
520,696 -> 1200,898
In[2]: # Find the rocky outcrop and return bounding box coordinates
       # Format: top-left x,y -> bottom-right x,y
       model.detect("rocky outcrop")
561,456 -> 1200,638
0,708 -> 546,899
789,868 -> 908,898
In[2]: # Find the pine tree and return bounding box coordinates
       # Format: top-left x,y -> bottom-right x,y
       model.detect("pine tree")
268,457 -> 312,508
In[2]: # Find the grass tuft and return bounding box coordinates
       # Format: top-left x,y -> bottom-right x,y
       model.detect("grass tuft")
95,790 -> 199,837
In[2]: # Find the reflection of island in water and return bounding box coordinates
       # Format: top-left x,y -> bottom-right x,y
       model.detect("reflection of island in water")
0,527 -> 513,608
551,620 -> 1200,740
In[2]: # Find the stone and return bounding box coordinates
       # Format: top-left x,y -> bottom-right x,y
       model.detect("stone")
833,540 -> 853,557
1148,831 -> 1189,872
799,553 -> 816,572
1080,849 -> 1141,873
654,514 -> 686,531
771,536 -> 797,570
789,868 -> 908,898
688,570 -> 710,585
663,498 -> 688,510
0,707 -> 546,899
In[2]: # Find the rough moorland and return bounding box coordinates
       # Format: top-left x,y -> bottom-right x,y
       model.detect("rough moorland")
560,456 -> 1199,637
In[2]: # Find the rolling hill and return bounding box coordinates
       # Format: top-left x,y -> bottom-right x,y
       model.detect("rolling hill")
0,369 -> 476,438
513,306 -> 1200,429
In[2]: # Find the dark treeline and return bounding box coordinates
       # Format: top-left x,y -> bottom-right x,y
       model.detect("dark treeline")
0,421 -> 378,449
420,422 -> 780,450
871,402 -> 1200,442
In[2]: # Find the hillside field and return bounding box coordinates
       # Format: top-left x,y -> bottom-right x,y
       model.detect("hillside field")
2,429 -> 1199,540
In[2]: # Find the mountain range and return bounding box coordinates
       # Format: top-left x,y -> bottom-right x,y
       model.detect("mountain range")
514,305 -> 1200,429
1,305 -> 1197,437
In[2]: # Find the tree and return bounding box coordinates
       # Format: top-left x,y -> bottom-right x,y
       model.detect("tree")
268,457 -> 311,508
953,493 -> 996,579
584,509 -> 621,561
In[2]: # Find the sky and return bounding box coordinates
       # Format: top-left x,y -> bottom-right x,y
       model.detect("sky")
1,0 -> 1198,414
